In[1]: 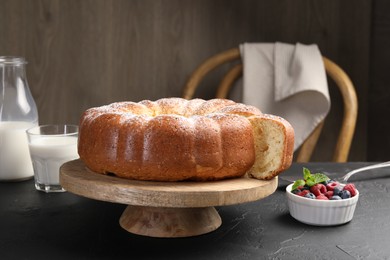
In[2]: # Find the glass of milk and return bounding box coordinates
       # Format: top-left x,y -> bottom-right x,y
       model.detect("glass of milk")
26,124 -> 79,193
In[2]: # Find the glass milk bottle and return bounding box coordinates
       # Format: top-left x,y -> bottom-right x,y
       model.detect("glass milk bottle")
0,56 -> 38,181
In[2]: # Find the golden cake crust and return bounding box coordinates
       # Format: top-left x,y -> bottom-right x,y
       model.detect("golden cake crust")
78,98 -> 260,181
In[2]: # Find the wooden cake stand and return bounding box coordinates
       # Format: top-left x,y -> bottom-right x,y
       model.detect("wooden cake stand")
60,159 -> 278,238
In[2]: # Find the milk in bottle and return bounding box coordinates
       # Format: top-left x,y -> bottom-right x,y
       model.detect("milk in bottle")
0,56 -> 38,181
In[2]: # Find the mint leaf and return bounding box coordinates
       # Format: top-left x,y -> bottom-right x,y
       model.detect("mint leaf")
304,173 -> 330,187
305,178 -> 316,187
290,168 -> 331,190
292,179 -> 305,191
303,167 -> 312,181
311,173 -> 330,184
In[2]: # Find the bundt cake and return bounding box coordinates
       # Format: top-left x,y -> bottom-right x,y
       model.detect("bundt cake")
78,98 -> 294,181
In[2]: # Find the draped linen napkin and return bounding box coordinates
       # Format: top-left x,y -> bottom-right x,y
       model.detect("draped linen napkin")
229,42 -> 330,150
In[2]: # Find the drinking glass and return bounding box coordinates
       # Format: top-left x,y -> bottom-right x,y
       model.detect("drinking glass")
26,124 -> 78,192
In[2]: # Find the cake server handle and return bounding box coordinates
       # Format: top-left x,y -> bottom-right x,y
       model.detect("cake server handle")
341,161 -> 390,182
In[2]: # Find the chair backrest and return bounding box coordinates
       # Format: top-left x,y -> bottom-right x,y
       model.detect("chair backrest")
182,48 -> 358,162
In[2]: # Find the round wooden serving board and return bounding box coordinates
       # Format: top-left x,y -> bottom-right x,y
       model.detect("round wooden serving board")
60,159 -> 278,238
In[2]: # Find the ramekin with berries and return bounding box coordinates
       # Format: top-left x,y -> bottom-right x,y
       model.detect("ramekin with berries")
286,168 -> 359,226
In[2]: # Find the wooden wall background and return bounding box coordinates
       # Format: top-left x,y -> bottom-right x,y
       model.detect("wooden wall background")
0,0 -> 374,161
369,0 -> 390,161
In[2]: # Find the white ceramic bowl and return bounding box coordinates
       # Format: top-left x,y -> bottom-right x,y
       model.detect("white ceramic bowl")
286,183 -> 359,226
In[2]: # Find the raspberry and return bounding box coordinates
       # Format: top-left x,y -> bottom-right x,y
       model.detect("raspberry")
310,184 -> 327,196
296,190 -> 310,197
326,181 -> 340,191
343,183 -> 357,197
325,190 -> 334,199
310,186 -> 321,196
316,194 -> 329,200
319,184 -> 327,193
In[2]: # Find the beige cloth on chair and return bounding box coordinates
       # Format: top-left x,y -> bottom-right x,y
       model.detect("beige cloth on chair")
229,42 -> 330,150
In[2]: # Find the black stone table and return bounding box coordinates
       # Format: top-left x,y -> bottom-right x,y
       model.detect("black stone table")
1,162 -> 389,259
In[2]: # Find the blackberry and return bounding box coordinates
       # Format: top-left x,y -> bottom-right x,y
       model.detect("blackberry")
304,193 -> 316,199
291,189 -> 301,194
322,179 -> 334,185
300,186 -> 310,191
333,186 -> 343,196
340,190 -> 351,199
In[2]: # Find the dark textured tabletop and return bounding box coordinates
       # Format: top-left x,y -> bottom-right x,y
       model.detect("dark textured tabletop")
1,162 -> 390,260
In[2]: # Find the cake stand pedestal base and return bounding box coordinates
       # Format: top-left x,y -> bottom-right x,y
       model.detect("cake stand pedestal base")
119,205 -> 221,237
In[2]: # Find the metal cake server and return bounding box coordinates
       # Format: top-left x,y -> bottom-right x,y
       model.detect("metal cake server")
341,161 -> 390,182
280,161 -> 390,183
